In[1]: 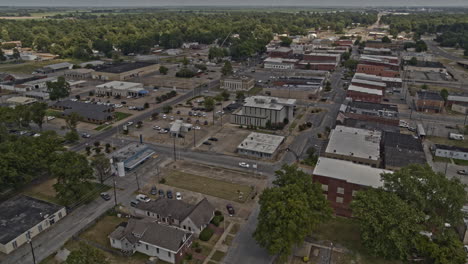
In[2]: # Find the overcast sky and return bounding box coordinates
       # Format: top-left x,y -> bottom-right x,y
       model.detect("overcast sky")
1,0 -> 468,7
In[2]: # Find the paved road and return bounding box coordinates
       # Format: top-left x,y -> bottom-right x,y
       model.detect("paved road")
425,38 -> 464,62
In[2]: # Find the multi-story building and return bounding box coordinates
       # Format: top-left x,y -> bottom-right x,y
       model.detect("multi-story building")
353,72 -> 402,88
351,78 -> 386,91
230,96 -> 296,127
324,125 -> 382,167
447,95 -> 468,114
356,64 -> 400,78
414,91 -> 444,113
313,157 -> 392,217
340,101 -> 399,126
0,195 -> 67,254
92,62 -> 159,81
268,47 -> 293,58
263,57 -> 297,70
346,85 -> 383,103
220,76 -> 255,91
237,132 -> 285,159
404,61 -> 446,73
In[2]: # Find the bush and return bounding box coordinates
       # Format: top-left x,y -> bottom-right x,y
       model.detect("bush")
215,210 -> 222,216
199,227 -> 214,241
159,178 -> 166,184
211,215 -> 224,227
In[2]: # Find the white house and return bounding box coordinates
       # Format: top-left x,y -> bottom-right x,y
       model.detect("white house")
434,144 -> 468,161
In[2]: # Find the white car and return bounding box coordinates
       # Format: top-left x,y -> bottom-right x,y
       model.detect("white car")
126,121 -> 134,126
159,129 -> 168,134
201,113 -> 207,117
136,194 -> 151,203
126,96 -> 133,99
162,114 -> 167,119
194,126 -> 201,130
152,125 -> 161,130
239,162 -> 249,168
70,98 -> 78,102
170,116 -> 175,121
46,116 -> 55,121
176,192 -> 182,200
114,104 -> 123,108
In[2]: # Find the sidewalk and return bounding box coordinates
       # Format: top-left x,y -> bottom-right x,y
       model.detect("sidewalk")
202,222 -> 234,264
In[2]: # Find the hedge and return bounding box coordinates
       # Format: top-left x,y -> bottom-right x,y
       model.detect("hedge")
199,227 -> 214,241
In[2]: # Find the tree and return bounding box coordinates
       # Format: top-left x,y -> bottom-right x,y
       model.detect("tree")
12,48 -> 20,60
47,77 -> 70,101
440,88 -> 449,101
91,154 -> 110,184
143,102 -> 149,109
203,97 -> 215,111
325,81 -> 332,92
344,59 -> 358,70
182,56 -> 189,66
162,105 -> 172,114
421,84 -> 429,90
66,242 -> 109,264
221,90 -> 230,101
0,48 -> 5,61
236,91 -> 245,101
409,56 -> 418,66
279,36 -> 292,47
159,65 -> 168,75
64,130 -> 79,143
342,52 -> 351,61
221,61 -> 233,76
381,36 -> 391,43
52,151 -> 94,206
65,112 -> 80,131
352,164 -> 467,263
254,165 -> 331,262
176,68 -> 196,78
352,189 -> 425,260
29,102 -> 48,131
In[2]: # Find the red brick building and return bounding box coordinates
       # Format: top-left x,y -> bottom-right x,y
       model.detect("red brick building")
351,78 -> 386,91
313,157 -> 392,217
356,64 -> 400,78
268,47 -> 293,58
303,52 -> 340,63
296,61 -> 337,71
346,85 -> 383,103
414,91 -> 444,113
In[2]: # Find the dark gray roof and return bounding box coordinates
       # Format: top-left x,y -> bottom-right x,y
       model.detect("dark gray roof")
0,195 -> 64,244
409,61 -> 445,68
383,132 -> 424,151
343,118 -> 400,133
94,62 -> 155,74
186,198 -> 215,227
435,144 -> 468,153
54,100 -> 113,121
417,91 -> 444,101
384,147 -> 427,168
109,219 -> 191,252
348,101 -> 398,112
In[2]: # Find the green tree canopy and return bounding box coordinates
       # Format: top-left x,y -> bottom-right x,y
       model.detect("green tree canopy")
221,61 -> 233,76
66,242 -> 109,264
47,76 -> 70,101
29,102 -> 48,131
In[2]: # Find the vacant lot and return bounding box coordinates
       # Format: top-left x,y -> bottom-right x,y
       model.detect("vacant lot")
23,178 -> 60,205
427,136 -> 468,148
165,170 -> 252,202
80,215 -> 125,249
0,59 -> 77,74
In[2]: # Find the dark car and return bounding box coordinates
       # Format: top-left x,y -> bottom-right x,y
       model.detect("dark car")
167,190 -> 173,199
100,192 -> 111,201
226,204 -> 235,216
150,186 -> 157,195
208,137 -> 218,141
158,189 -> 165,198
121,101 -> 127,104
203,141 -> 212,145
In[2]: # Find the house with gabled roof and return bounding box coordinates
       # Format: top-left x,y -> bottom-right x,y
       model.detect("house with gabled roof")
133,197 -> 215,236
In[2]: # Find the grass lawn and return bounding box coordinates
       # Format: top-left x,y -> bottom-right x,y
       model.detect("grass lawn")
95,124 -> 113,131
0,59 -> 76,74
223,235 -> 234,246
313,217 -> 401,264
23,178 -> 61,205
433,156 -> 452,163
427,136 -> 468,149
45,109 -> 63,118
289,121 -> 298,131
229,223 -> 240,235
114,112 -> 132,121
247,86 -> 263,95
211,250 -> 226,262
166,171 -> 252,202
80,215 -> 126,249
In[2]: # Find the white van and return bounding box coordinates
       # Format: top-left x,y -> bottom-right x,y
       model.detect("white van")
449,133 -> 464,141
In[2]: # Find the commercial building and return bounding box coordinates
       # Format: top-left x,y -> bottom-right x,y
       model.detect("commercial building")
401,52 -> 436,62
363,47 -> 392,55
52,100 -> 114,124
351,78 -> 386,91
265,76 -> 324,100
263,57 -> 297,70
231,96 -> 296,127
1,76 -> 58,93
353,72 -> 402,88
92,62 -> 159,81
64,68 -> 94,79
447,95 -> 468,114
220,76 -> 255,91
360,55 -> 400,70
303,53 -> 340,63
313,157 -> 392,217
434,144 -> 468,161
346,85 -> 383,103
79,60 -> 105,68
324,125 -> 382,167
24,91 -> 50,100
341,118 -> 400,133
296,61 -> 338,71
404,61 -> 446,73
111,143 -> 156,170
169,120 -> 192,137
109,219 -> 192,264
382,132 -> 426,170
237,132 -> 285,159
340,101 -> 399,126
35,62 -> 73,74
6,96 -> 37,106
356,64 -> 400,78
268,47 -> 293,58
133,198 -> 215,236
95,81 -> 145,97
0,195 -> 66,254
414,91 -> 444,113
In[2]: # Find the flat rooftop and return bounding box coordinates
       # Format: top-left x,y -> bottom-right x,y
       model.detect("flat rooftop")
0,195 -> 64,244
325,125 -> 381,161
313,157 -> 391,188
243,96 -> 296,111
353,72 -> 402,83
96,81 -> 143,90
237,132 -> 285,154
351,78 -> 386,88
347,85 -> 383,96
348,101 -> 398,113
112,143 -> 155,170
94,62 -> 156,74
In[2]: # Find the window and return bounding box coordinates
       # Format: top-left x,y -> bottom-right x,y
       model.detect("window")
58,212 -> 63,219
156,248 -> 159,254
183,225 -> 186,229
352,190 -> 358,197
38,224 -> 43,232
26,232 -> 31,239
147,212 -> 150,216
146,245 -> 149,250
321,184 -> 328,191
336,197 -> 344,204
188,227 -> 192,231
337,187 -> 344,195
112,239 -> 115,244
168,252 -> 171,257
12,241 -> 18,249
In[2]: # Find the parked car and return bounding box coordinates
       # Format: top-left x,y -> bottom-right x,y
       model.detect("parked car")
239,162 -> 249,168
167,190 -> 173,199
176,111 -> 181,114
150,186 -> 157,195
226,204 -> 235,216
157,189 -> 164,198
457,170 -> 468,175
46,116 -> 55,121
176,192 -> 182,200
194,126 -> 201,130
208,137 -> 218,141
126,121 -> 134,126
152,126 -> 161,130
170,116 -> 175,121
136,194 -> 150,203
162,114 -> 167,119
159,129 -> 169,134
203,141 -> 212,145
130,200 -> 140,207
81,133 -> 91,138
100,192 -> 111,201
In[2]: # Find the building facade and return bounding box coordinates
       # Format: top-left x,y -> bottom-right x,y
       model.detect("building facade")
220,76 -> 255,91
237,132 -> 285,159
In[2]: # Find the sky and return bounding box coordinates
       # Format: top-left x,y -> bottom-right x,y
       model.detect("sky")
1,0 -> 468,7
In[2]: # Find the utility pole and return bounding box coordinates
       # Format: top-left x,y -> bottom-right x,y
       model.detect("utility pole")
112,174 -> 118,207
135,171 -> 140,191
27,231 -> 36,264
193,128 -> 196,147
173,135 -> 177,161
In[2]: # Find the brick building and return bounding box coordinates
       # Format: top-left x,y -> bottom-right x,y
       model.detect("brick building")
346,85 -> 383,103
356,64 -> 400,78
313,157 -> 392,217
414,91 -> 444,113
268,47 -> 293,58
351,78 -> 386,91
